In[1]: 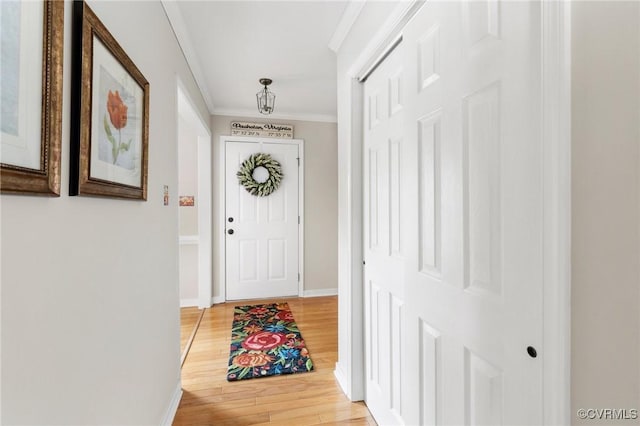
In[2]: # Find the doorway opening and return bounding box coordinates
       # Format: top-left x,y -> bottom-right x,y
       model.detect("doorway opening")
177,81 -> 212,363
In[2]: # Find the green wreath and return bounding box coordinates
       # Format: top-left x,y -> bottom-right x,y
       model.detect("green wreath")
236,153 -> 283,197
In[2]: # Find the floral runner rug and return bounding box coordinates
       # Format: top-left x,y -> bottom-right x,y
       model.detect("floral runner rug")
227,302 -> 314,381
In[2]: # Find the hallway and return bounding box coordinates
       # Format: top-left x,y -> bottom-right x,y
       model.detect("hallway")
174,296 -> 375,425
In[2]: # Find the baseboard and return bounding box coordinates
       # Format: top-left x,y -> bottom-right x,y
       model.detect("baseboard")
208,291 -> 336,303
161,381 -> 183,426
180,298 -> 199,308
334,362 -> 350,398
303,288 -> 338,298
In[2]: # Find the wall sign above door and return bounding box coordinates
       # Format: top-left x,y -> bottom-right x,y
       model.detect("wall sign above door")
230,122 -> 293,139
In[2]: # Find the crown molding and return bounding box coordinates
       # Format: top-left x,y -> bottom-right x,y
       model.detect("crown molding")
212,108 -> 337,124
328,0 -> 367,52
161,0 -> 215,114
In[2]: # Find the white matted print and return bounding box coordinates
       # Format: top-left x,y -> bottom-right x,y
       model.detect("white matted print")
0,1 -> 44,170
90,36 -> 144,188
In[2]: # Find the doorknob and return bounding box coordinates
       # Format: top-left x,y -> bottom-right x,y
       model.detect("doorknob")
227,229 -> 234,235
527,346 -> 537,358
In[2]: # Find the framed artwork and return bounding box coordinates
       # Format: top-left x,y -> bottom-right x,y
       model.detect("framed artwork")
179,195 -> 195,207
0,0 -> 64,195
70,1 -> 149,200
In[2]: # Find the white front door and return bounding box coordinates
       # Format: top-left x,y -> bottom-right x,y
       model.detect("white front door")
364,1 -> 543,425
225,140 -> 300,300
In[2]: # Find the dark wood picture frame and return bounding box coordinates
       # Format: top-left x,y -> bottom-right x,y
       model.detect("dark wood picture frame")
70,0 -> 149,200
0,1 -> 64,196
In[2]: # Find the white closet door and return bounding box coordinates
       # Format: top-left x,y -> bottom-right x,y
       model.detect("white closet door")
363,2 -> 543,424
363,43 -> 406,426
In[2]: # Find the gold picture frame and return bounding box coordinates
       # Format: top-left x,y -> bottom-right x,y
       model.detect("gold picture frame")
70,1 -> 149,200
0,1 -> 64,196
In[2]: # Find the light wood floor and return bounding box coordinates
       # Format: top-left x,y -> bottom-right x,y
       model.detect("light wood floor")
180,307 -> 203,356
174,296 -> 376,425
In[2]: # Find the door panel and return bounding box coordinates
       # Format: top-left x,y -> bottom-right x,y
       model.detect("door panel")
364,1 -> 542,425
225,141 -> 299,300
418,110 -> 442,279
463,82 -> 502,295
364,44 -> 406,426
268,189 -> 287,222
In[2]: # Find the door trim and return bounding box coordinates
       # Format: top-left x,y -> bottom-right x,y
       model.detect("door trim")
337,2 -> 572,423
218,136 -> 305,301
196,131 -> 212,309
541,2 -> 572,423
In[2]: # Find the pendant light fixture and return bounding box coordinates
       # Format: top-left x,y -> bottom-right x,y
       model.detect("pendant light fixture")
256,78 -> 275,115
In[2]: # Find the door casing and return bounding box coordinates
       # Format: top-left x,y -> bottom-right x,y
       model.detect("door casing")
334,1 -> 572,424
218,135 -> 305,302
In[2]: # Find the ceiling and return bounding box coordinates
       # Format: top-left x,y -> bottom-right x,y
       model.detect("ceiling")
168,1 -> 351,122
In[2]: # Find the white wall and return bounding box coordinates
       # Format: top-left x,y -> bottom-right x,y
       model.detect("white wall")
0,1 -> 210,424
210,115 -> 338,300
571,2 -> 640,422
